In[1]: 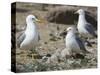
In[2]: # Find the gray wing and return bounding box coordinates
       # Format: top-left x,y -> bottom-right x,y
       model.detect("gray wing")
17,32 -> 26,48
75,36 -> 86,51
85,23 -> 97,37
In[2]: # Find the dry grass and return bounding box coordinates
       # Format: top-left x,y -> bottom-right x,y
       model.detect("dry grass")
12,2 -> 97,72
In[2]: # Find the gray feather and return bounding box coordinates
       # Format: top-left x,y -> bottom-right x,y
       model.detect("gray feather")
75,36 -> 87,52
17,32 -> 26,48
85,23 -> 97,37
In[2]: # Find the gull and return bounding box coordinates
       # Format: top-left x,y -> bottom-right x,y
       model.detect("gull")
65,26 -> 89,55
75,9 -> 97,39
17,15 -> 41,52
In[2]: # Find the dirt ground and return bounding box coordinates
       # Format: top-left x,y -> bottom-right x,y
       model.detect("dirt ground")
12,2 -> 97,72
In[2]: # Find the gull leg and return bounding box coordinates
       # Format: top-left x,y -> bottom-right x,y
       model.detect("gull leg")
30,47 -> 40,59
80,35 -> 92,47
29,47 -> 36,60
85,38 -> 92,47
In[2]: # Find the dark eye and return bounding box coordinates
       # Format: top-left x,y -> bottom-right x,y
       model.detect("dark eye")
32,18 -> 34,20
69,29 -> 71,30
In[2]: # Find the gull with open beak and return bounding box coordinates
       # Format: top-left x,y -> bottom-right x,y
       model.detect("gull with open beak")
17,15 -> 42,52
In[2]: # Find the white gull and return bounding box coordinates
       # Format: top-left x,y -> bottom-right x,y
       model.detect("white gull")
17,15 -> 41,51
75,9 -> 97,38
65,26 -> 89,55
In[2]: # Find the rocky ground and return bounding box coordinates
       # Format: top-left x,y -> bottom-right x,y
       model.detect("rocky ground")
11,2 -> 97,72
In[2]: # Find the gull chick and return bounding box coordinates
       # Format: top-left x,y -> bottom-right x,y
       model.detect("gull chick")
75,9 -> 97,38
65,26 -> 89,55
17,15 -> 41,51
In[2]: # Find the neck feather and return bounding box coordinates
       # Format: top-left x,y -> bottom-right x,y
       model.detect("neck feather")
78,13 -> 87,25
26,20 -> 37,31
66,31 -> 76,38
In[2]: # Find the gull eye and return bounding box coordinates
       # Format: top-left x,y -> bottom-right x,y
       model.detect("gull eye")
32,18 -> 35,20
69,29 -> 71,30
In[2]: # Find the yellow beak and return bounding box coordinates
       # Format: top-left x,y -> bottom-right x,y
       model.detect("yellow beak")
35,19 -> 41,22
35,18 -> 47,24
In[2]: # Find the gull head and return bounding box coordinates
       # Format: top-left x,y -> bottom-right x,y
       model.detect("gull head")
26,15 -> 40,23
67,26 -> 78,34
75,9 -> 85,15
